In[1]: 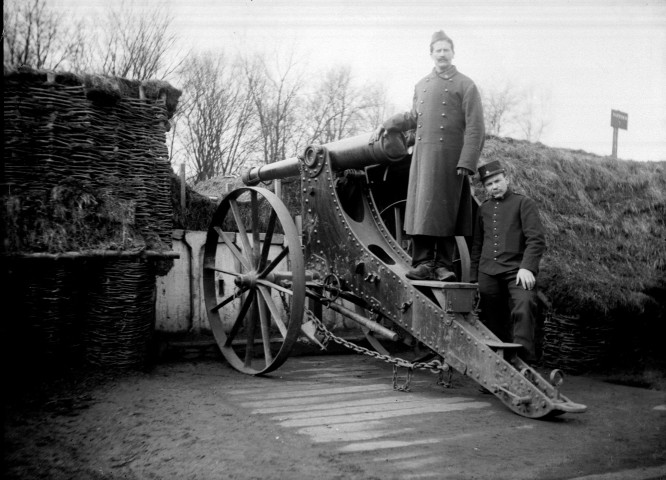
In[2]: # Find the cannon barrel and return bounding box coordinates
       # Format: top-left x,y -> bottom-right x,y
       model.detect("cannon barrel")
242,131 -> 407,186
241,156 -> 301,185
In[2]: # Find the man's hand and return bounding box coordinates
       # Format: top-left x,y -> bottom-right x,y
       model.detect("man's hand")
516,268 -> 536,290
457,167 -> 473,176
370,126 -> 386,144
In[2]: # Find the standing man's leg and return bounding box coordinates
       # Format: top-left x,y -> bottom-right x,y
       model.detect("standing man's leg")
505,270 -> 538,362
478,272 -> 511,342
407,235 -> 435,279
410,235 -> 434,266
434,236 -> 456,281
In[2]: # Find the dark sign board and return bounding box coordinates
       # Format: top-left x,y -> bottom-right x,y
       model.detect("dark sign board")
611,109 -> 628,130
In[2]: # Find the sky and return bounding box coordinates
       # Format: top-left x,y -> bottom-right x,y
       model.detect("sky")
54,0 -> 666,162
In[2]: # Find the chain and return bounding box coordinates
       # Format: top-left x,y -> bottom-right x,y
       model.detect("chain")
436,368 -> 453,388
304,308 -> 451,391
392,364 -> 413,392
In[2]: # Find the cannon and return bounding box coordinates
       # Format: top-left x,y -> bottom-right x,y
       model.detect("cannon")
202,132 -> 587,418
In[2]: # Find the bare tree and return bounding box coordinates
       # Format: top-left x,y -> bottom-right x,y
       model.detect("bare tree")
176,52 -> 256,183
3,0 -> 182,80
481,82 -> 522,137
85,1 -> 181,80
516,86 -> 552,142
3,0 -> 86,70
480,80 -> 552,141
242,50 -> 305,164
303,65 -> 388,145
363,84 -> 393,134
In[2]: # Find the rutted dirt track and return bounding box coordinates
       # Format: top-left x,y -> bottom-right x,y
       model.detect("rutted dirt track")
4,354 -> 666,480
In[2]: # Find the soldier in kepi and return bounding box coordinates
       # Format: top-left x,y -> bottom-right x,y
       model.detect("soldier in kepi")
470,161 -> 547,363
372,30 -> 485,281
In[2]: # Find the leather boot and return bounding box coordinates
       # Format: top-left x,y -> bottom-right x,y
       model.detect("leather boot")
434,266 -> 456,282
406,263 -> 434,280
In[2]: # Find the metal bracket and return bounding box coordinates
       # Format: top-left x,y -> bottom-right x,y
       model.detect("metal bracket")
495,384 -> 531,406
300,320 -> 326,350
364,272 -> 380,284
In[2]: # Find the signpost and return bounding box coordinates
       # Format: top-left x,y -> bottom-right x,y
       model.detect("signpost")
610,109 -> 628,158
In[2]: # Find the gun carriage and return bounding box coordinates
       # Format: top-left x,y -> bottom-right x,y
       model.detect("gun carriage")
202,132 -> 587,419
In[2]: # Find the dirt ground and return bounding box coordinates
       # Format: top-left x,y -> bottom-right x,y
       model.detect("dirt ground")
3,352 -> 666,480
3,358 -> 349,480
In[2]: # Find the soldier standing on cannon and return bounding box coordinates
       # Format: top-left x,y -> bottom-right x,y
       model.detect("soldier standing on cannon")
373,30 -> 485,281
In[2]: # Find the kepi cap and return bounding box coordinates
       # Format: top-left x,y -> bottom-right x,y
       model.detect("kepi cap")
478,160 -> 506,181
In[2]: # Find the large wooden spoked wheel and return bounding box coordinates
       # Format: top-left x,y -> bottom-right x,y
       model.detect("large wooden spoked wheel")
203,187 -> 305,375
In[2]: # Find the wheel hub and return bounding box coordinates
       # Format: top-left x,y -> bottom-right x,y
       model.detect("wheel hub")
235,271 -> 259,288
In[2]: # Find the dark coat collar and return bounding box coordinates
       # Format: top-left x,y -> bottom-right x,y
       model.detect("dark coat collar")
430,65 -> 458,81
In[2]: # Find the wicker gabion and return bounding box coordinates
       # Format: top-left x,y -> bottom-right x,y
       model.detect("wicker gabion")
540,312 -> 612,374
2,67 -> 181,370
84,259 -> 156,367
4,259 -> 86,369
3,68 -> 181,253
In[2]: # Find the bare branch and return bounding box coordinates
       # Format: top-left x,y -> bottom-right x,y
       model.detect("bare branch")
176,52 -> 257,183
480,80 -> 551,142
88,1 -> 183,80
481,82 -> 522,137
3,0 -> 86,70
303,65 -> 389,145
516,86 -> 552,142
242,48 -> 306,164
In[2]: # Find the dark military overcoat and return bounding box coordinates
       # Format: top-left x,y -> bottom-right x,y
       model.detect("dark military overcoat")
383,66 -> 485,237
